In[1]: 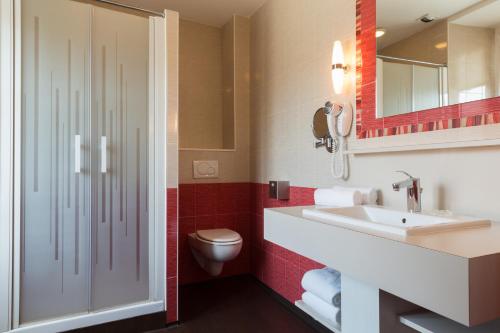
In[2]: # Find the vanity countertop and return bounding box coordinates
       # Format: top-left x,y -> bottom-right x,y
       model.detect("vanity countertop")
267,205 -> 500,259
264,205 -> 500,327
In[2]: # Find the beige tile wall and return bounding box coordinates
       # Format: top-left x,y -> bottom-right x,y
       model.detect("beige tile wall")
222,19 -> 235,149
167,10 -> 179,189
179,19 -> 224,149
179,16 -> 250,183
379,21 -> 448,65
250,0 -> 500,221
250,0 -> 356,187
448,23 -> 495,104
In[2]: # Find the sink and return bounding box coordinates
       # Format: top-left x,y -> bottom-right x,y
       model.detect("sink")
302,205 -> 491,236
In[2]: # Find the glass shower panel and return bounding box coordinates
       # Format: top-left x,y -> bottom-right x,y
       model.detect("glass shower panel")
20,0 -> 91,324
91,6 -> 150,310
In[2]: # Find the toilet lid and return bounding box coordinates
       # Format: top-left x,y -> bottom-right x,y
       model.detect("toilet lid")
196,229 -> 241,243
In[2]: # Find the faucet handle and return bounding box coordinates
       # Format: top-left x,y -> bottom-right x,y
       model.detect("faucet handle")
395,170 -> 414,179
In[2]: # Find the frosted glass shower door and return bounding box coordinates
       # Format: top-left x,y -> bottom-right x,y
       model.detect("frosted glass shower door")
4,1 -> 165,327
20,0 -> 91,324
20,0 -> 153,324
91,6 -> 150,310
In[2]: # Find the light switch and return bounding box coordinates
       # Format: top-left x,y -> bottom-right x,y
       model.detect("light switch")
193,160 -> 219,179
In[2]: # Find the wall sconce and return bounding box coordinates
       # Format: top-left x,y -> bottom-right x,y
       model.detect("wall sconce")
331,40 -> 349,94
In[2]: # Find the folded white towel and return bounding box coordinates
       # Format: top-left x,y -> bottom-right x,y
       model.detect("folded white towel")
302,291 -> 341,326
314,188 -> 362,206
333,186 -> 377,205
301,267 -> 341,307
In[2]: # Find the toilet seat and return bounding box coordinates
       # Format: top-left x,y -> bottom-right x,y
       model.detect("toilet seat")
195,228 -> 242,244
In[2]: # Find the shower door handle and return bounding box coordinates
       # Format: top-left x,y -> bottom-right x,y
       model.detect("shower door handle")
75,135 -> 81,173
101,136 -> 107,173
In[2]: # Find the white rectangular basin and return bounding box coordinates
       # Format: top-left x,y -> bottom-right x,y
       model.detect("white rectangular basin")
302,205 -> 491,236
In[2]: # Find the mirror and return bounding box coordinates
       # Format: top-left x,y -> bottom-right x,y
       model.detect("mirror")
376,0 -> 500,118
179,18 -> 235,150
312,108 -> 330,139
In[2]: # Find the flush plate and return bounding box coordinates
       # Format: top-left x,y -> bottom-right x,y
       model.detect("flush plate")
193,160 -> 219,179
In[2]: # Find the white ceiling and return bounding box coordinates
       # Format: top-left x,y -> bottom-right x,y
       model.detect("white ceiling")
114,0 -> 267,27
451,0 -> 500,28
377,0 -> 482,49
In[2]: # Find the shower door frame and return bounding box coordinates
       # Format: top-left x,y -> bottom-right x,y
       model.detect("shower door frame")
3,1 -> 168,332
0,0 -> 15,331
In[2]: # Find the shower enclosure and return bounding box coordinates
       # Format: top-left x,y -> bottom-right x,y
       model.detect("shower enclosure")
0,0 -> 167,332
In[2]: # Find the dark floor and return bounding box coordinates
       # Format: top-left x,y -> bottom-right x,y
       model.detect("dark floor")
151,275 -> 328,333
67,311 -> 166,333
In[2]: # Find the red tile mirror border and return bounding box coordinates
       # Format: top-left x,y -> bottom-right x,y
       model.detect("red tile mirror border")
355,0 -> 500,139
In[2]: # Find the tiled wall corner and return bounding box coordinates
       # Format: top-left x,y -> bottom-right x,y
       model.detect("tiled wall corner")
177,180 -> 322,304
178,183 -> 251,285
178,15 -> 250,185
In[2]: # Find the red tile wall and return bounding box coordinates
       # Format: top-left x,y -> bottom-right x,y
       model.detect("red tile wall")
167,188 -> 178,324
250,183 -> 323,303
177,182 -> 323,305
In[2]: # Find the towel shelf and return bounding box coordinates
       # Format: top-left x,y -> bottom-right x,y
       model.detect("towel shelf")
295,300 -> 341,333
400,312 -> 500,333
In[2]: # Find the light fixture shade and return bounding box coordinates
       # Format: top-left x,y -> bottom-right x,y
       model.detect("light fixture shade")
332,40 -> 344,65
332,41 -> 345,94
332,68 -> 344,95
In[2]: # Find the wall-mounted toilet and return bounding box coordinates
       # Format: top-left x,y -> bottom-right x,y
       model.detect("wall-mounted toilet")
188,228 -> 243,276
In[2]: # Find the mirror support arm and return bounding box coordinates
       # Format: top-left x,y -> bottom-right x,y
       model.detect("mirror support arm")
314,136 -> 335,153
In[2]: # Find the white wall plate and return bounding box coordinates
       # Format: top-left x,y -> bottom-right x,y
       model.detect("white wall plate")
193,160 -> 219,179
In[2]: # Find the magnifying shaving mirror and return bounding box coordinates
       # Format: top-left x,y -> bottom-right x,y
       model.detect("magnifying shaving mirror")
312,108 -> 330,140
312,106 -> 337,153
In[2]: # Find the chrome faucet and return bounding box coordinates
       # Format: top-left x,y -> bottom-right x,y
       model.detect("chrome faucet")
392,171 -> 422,213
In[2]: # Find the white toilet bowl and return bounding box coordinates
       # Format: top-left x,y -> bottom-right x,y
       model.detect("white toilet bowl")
188,228 -> 243,276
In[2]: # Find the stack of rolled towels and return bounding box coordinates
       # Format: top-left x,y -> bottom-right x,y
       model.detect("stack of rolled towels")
314,186 -> 377,207
301,267 -> 342,327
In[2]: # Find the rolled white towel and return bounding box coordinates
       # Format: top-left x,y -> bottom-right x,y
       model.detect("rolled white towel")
301,267 -> 341,307
302,291 -> 341,326
314,188 -> 362,206
333,186 -> 378,205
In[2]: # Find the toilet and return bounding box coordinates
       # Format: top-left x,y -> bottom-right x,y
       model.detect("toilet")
188,228 -> 243,276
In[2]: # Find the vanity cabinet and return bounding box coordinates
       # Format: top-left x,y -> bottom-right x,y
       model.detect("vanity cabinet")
264,206 -> 500,332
